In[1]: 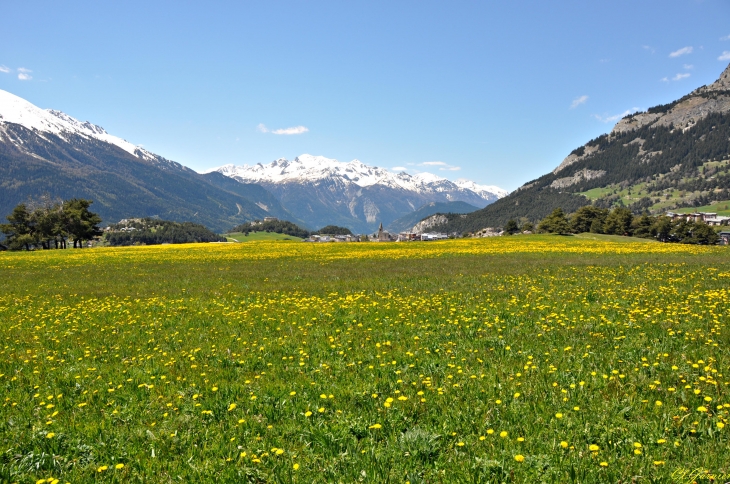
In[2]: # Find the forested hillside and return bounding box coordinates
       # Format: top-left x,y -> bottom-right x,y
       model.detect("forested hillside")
432,63 -> 730,234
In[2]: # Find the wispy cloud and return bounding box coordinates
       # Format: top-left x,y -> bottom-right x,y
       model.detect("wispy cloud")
642,45 -> 655,54
673,72 -> 691,81
669,46 -> 693,58
721,34 -> 730,41
683,64 -> 694,70
272,126 -> 308,135
570,95 -> 589,109
0,65 -> 10,73
256,123 -> 309,135
392,166 -> 407,172
593,107 -> 641,123
719,51 -> 730,61
420,161 -> 460,171
17,67 -> 32,81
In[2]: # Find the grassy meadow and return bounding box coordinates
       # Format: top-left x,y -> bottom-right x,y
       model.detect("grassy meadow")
1,236 -> 729,483
224,232 -> 304,243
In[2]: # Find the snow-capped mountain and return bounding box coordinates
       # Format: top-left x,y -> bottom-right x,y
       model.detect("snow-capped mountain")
454,179 -> 509,199
0,89 -> 182,170
210,155 -> 507,232
0,89 -> 292,231
214,154 -> 506,199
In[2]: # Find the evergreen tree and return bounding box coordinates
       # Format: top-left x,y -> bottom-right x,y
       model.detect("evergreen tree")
570,206 -> 607,234
537,208 -> 570,234
0,204 -> 35,250
64,199 -> 103,248
503,219 -> 519,235
603,207 -> 633,235
632,214 -> 657,239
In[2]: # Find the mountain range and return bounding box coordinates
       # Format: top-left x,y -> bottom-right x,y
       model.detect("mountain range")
432,62 -> 730,234
211,157 -> 505,233
0,88 -> 507,233
0,89 -> 294,232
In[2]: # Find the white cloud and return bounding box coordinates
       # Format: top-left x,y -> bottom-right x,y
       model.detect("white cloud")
669,46 -> 693,58
570,95 -> 588,109
672,72 -> 691,81
392,166 -> 407,172
683,64 -> 694,70
419,161 -> 460,171
593,107 -> 641,123
721,34 -> 730,41
719,51 -> 730,61
17,67 -> 32,80
642,45 -> 655,54
660,77 -> 669,82
0,65 -> 10,73
257,123 -> 308,135
272,126 -> 308,135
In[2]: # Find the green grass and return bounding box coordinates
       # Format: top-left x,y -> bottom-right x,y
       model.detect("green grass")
224,231 -> 303,242
1,237 -> 729,482
572,233 -> 658,243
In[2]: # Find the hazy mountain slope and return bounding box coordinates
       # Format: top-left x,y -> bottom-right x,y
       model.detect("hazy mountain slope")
0,89 -> 289,232
211,155 -> 507,233
433,63 -> 730,233
386,201 -> 479,233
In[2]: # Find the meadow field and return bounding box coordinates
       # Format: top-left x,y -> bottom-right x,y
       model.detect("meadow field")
1,236 -> 729,483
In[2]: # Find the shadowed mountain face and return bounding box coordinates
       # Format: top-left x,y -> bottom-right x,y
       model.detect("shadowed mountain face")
431,63 -> 730,234
386,201 -> 479,233
0,123 -> 292,232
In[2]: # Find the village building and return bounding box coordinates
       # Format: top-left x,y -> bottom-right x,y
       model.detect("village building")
420,232 -> 448,241
374,223 -> 395,242
667,212 -> 730,226
397,232 -> 419,242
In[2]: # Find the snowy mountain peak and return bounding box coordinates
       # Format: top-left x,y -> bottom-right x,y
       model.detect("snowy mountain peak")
0,88 -> 157,162
455,179 -> 509,198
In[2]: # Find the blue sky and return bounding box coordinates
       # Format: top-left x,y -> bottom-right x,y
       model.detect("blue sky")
2,1 -> 729,191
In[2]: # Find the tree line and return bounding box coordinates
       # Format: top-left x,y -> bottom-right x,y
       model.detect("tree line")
1,198 -> 102,250
508,206 -> 723,245
229,220 -> 352,238
105,218 -> 224,246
